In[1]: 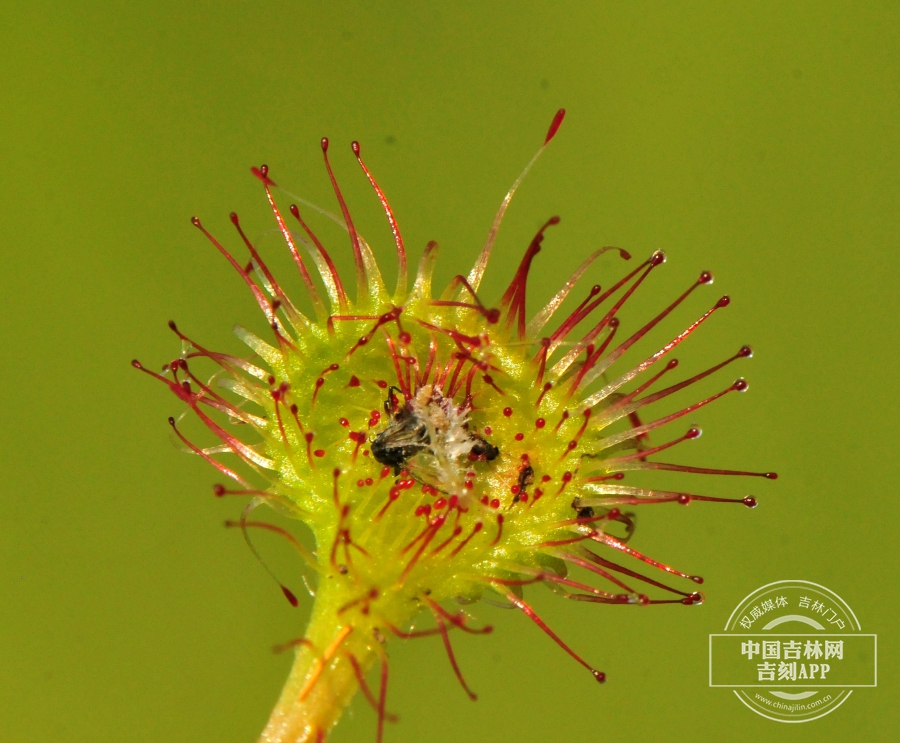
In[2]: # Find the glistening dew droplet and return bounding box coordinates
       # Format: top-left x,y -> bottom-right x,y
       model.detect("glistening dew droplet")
135,109 -> 774,743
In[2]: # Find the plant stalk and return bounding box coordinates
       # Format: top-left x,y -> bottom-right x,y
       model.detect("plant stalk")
258,598 -> 378,743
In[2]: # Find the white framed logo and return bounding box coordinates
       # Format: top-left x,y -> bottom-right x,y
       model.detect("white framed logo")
710,580 -> 877,722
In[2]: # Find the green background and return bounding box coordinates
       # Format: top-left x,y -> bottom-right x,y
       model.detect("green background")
1,2 -> 896,741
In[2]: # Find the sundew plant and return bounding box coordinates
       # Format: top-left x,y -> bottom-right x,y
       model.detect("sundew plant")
135,110 -> 775,742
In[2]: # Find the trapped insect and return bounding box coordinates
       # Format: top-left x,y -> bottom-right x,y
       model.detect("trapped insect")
372,385 -> 499,494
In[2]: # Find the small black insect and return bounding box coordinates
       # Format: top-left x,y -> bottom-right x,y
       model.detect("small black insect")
469,434 -> 500,462
512,464 -> 534,504
371,387 -> 430,475
371,386 -> 501,481
571,502 -> 637,542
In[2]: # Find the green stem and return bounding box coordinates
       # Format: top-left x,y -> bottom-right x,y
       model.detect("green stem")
257,598 -> 378,743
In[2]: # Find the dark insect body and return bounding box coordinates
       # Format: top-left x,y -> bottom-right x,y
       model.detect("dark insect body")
512,464 -> 535,504
371,386 -> 500,479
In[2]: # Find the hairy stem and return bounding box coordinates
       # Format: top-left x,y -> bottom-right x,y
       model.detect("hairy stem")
258,597 -> 378,743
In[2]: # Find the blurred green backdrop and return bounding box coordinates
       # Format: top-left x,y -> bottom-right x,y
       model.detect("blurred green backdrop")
1,2 -> 896,741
